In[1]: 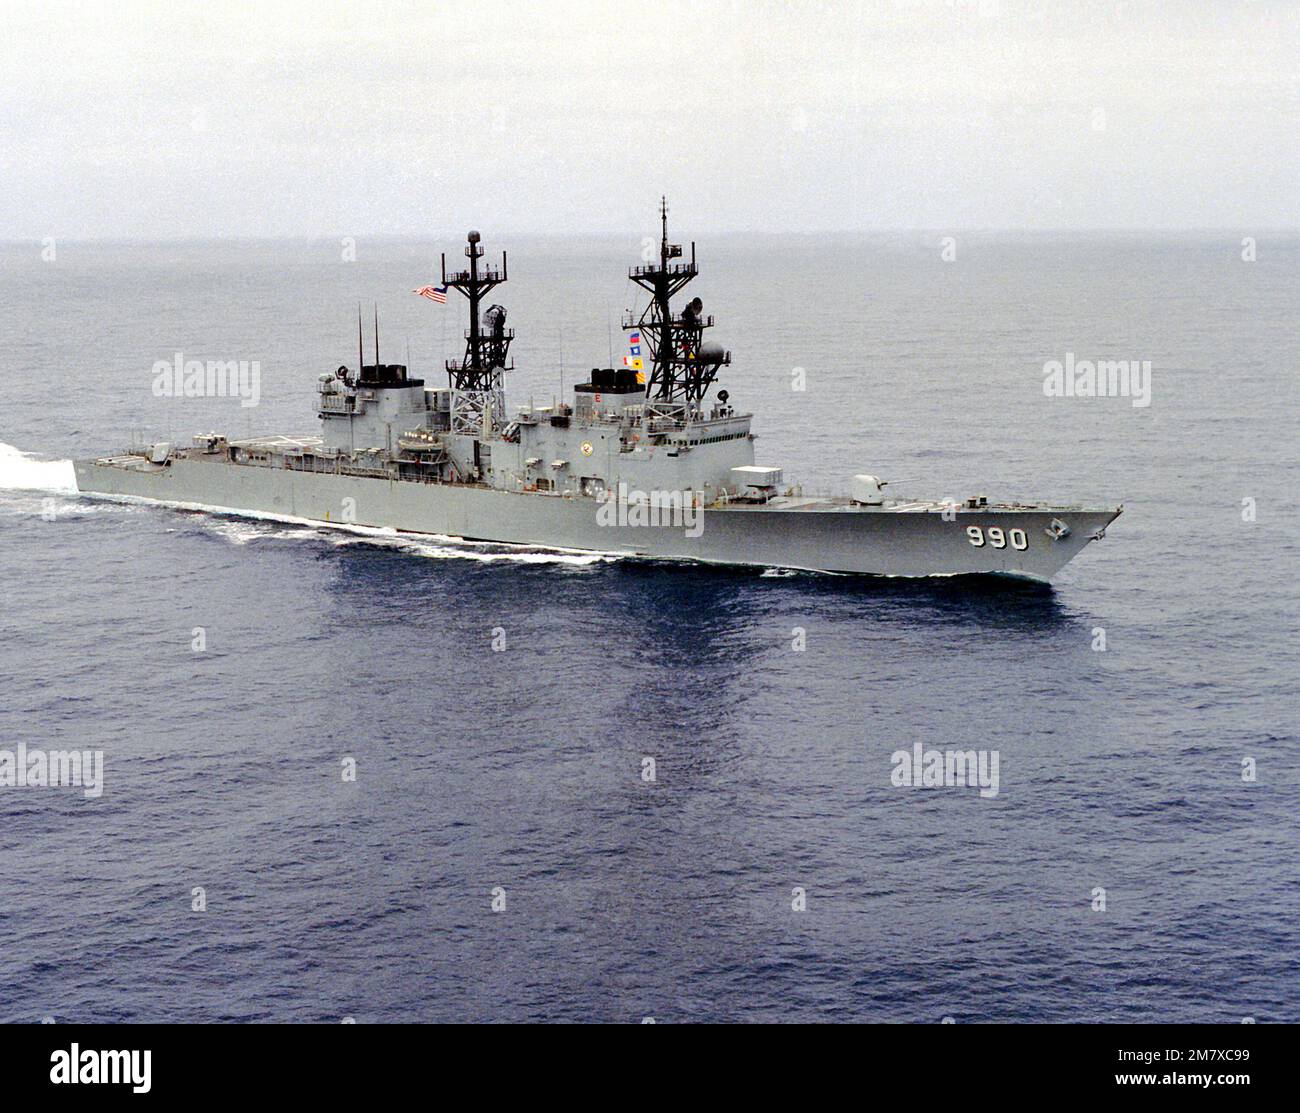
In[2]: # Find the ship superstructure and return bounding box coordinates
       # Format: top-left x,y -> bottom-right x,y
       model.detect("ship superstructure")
74,203 -> 1121,580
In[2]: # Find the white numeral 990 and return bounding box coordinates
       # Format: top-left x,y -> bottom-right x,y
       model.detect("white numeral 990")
966,526 -> 1027,550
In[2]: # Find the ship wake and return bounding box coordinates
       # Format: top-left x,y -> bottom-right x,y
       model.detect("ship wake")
0,443 -> 77,493
189,512 -> 614,568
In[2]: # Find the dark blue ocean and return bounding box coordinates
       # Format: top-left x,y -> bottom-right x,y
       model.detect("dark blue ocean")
1,233 -> 1296,1022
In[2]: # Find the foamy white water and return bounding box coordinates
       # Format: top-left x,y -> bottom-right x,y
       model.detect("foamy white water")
187,502 -> 611,566
0,442 -> 77,492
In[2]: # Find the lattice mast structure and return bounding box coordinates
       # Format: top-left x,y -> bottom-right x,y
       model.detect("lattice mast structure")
442,230 -> 513,436
626,198 -> 730,424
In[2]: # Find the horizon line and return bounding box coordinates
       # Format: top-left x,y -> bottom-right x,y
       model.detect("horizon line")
3,226 -> 1297,246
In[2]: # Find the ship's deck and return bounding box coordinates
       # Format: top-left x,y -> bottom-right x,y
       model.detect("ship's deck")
735,495 -> 1116,514
92,454 -> 167,473
226,433 -> 325,454
87,441 -> 1118,516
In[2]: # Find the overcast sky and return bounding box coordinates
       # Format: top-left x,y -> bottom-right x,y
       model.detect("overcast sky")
1,0 -> 1296,238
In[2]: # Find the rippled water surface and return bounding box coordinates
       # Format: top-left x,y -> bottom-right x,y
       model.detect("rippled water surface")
1,233 -> 1296,1021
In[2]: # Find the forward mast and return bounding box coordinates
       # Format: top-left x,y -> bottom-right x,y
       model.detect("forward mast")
442,230 -> 512,436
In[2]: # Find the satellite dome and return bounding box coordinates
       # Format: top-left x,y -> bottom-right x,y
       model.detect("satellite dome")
697,340 -> 726,363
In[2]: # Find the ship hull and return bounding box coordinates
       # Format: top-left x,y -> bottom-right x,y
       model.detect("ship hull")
73,456 -> 1119,581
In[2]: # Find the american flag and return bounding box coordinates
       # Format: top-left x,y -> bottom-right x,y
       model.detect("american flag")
414,284 -> 448,304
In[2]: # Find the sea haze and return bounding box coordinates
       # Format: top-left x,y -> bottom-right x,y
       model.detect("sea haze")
0,232 -> 1296,1022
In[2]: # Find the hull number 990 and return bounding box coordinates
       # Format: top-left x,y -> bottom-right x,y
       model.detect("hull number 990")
966,526 -> 1028,550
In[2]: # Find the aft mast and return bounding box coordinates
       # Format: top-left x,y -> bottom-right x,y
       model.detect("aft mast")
442,230 -> 513,436
626,198 -> 730,424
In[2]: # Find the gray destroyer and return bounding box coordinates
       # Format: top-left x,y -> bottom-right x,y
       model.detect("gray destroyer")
75,205 -> 1120,580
